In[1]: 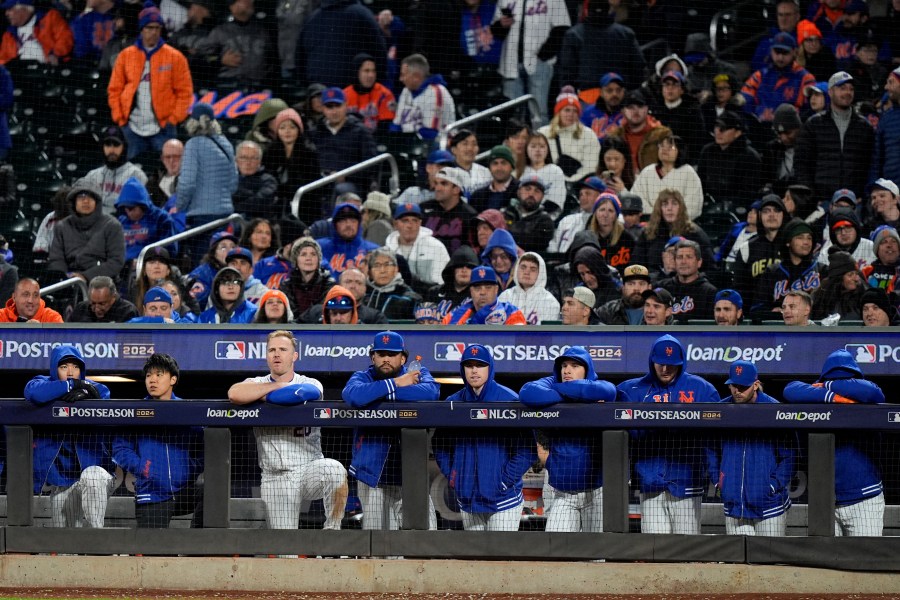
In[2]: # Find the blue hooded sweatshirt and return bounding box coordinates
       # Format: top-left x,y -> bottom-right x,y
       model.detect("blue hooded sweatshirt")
316,203 -> 378,279
783,349 -> 885,506
480,229 -> 518,289
342,357 -> 440,488
616,335 -> 720,498
707,391 -> 796,520
112,394 -> 203,505
433,345 -> 535,514
519,346 -> 617,492
23,345 -> 113,493
116,177 -> 177,261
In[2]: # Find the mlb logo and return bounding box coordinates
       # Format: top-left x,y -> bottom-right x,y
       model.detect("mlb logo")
471,409 -> 488,419
53,407 -> 70,417
889,412 -> 900,423
614,409 -> 633,420
434,342 -> 466,361
314,408 -> 332,419
215,341 -> 245,359
844,344 -> 876,364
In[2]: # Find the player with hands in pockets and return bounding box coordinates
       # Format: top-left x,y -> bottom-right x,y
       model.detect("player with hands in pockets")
24,344 -> 117,528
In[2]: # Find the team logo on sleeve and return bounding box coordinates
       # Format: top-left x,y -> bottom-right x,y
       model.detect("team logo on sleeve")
215,341 -> 245,359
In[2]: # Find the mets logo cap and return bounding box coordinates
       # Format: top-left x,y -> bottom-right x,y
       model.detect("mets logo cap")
461,344 -> 491,365
725,360 -> 758,387
469,266 -> 499,286
372,331 -> 405,353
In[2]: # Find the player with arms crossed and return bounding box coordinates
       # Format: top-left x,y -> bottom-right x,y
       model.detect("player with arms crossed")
783,349 -> 886,536
228,330 -> 348,532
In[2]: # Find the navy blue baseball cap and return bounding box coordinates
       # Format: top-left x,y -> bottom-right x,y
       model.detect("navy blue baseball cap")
574,176 -> 607,194
771,32 -> 797,51
143,286 -> 173,306
469,266 -> 499,286
209,230 -> 238,250
664,236 -> 686,251
426,149 -> 455,165
372,331 -> 405,353
226,247 -> 253,264
725,360 -> 758,386
599,72 -> 624,87
325,295 -> 354,310
461,344 -> 491,365
321,87 -> 346,105
393,202 -> 422,220
714,289 -> 743,310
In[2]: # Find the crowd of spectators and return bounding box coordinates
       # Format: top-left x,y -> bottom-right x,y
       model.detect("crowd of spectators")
0,0 -> 899,328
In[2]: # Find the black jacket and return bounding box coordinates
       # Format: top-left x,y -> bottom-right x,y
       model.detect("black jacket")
69,297 -> 138,323
632,222 -> 714,273
649,94 -> 707,161
697,136 -> 764,206
558,11 -> 645,91
796,108 -> 874,200
504,205 -> 555,253
658,273 -> 719,323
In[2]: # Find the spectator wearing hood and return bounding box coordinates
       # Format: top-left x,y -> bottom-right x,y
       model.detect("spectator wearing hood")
480,228 -> 519,291
752,218 -> 822,314
197,266 -> 258,324
425,245 -> 478,321
557,0 -> 645,92
859,287 -> 899,326
223,246 -> 269,307
732,194 -> 788,301
300,269 -> 387,324
818,207 -> 876,270
343,53 -> 396,134
253,288 -> 294,324
697,111 -> 764,205
503,174 -> 555,252
362,247 -> 420,321
498,252 -> 560,324
319,284 -> 360,325
442,266 -> 526,325
316,203 -> 378,279
861,225 -> 900,293
360,191 -> 394,247
519,346 -> 617,532
783,349 -> 886,536
279,236 -> 336,317
682,34 -> 740,105
82,126 -> 149,215
384,202 -> 450,293
115,177 -> 176,268
48,181 -> 125,284
571,244 -> 620,308
433,344 -> 534,530
659,239 -> 718,323
616,334 -> 719,534
763,104 -> 803,190
648,70 -> 706,161
699,73 -> 748,138
187,230 -> 237,307
812,249 -> 868,321
243,98 -> 288,153
471,208 -> 519,257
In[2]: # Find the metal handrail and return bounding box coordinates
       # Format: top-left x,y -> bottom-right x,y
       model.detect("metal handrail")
134,213 -> 244,280
39,276 -> 88,304
290,153 -> 400,219
439,95 -> 543,150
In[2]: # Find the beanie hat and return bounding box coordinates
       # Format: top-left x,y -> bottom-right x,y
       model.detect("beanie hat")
291,236 -> 323,264
871,225 -> 900,257
772,104 -> 802,133
143,286 -> 172,306
258,289 -> 293,321
554,86 -> 582,116
488,145 -> 516,166
362,191 -> 392,218
138,1 -> 163,30
859,288 -> 894,319
783,218 -> 813,241
796,19 -> 822,45
191,102 -> 215,121
593,192 -> 622,217
273,108 -> 304,137
826,249 -> 858,279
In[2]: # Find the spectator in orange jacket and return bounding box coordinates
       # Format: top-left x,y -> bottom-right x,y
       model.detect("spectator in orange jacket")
0,0 -> 73,65
107,3 -> 193,160
343,53 -> 396,134
0,278 -> 63,323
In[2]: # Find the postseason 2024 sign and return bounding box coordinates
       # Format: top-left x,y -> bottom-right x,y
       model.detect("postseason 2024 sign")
0,325 -> 898,377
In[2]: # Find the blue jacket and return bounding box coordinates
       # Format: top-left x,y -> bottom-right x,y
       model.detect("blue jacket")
71,7 -> 115,60
433,345 -> 535,513
870,106 -> 900,188
187,261 -> 223,308
198,300 -> 257,324
706,391 -> 796,520
175,133 -> 238,218
23,345 -> 113,493
112,395 -> 203,504
316,203 -> 378,279
519,346 -> 617,492
253,252 -> 292,290
783,349 -> 885,506
616,335 -> 720,497
342,362 -> 440,487
116,177 -> 176,261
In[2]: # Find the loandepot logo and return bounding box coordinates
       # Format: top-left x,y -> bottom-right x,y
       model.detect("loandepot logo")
686,343 -> 785,363
776,411 -> 832,422
206,408 -> 260,419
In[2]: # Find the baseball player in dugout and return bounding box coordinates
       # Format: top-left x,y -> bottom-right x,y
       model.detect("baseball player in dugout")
228,330 -> 348,541
706,360 -> 796,537
616,335 -> 719,534
519,346 -> 617,532
342,331 -> 440,530
783,349 -> 886,536
24,345 -> 117,528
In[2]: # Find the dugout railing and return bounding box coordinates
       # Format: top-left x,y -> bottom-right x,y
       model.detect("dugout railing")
2,400 -> 900,571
